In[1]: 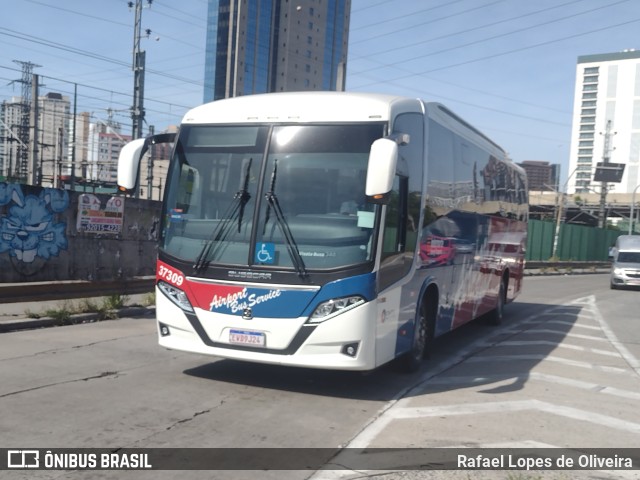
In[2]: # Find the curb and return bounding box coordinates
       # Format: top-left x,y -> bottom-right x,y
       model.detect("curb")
0,264 -> 612,333
0,306 -> 156,334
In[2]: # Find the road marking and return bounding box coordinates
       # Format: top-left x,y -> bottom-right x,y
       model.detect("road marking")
321,295 -> 639,473
390,399 -> 640,434
541,320 -> 601,330
520,328 -> 609,342
587,295 -> 640,376
496,340 -> 619,357
465,354 -> 630,374
421,373 -> 640,400
312,294 -> 639,480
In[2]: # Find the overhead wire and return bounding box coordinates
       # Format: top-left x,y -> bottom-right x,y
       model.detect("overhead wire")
350,0 -> 471,33
0,0 -> 205,132
2,0 -> 636,144
346,0 -> 636,131
349,0 -> 589,63
350,0 -> 631,77
344,0 -> 632,149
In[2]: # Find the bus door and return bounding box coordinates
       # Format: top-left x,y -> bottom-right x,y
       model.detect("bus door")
375,113 -> 424,365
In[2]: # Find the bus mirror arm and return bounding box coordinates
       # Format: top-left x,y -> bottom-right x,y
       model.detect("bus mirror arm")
117,132 -> 177,194
365,138 -> 398,205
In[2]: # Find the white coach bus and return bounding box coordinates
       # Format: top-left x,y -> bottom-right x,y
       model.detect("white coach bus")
118,92 -> 528,372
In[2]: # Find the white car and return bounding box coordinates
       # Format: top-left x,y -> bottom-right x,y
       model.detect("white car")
610,235 -> 640,289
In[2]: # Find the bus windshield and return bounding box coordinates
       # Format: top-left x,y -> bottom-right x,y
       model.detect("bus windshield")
161,123 -> 384,272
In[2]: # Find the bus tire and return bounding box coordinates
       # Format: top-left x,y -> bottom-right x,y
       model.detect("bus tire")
488,275 -> 507,326
400,293 -> 436,373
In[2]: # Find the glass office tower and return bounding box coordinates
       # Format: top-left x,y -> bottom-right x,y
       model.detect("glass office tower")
203,0 -> 350,102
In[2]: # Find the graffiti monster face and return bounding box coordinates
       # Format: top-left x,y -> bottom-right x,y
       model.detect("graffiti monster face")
0,187 -> 68,264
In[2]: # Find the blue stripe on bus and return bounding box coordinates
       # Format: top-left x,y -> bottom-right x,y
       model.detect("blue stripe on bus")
301,272 -> 377,317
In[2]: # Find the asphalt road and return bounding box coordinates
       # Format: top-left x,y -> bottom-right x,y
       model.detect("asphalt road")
0,274 -> 638,480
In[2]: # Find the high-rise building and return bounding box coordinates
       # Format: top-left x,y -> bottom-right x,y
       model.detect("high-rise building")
518,160 -> 560,192
567,49 -> 640,194
0,99 -> 24,181
72,112 -> 91,181
37,92 -> 71,186
87,123 -> 131,186
1,93 -> 71,186
203,0 -> 350,102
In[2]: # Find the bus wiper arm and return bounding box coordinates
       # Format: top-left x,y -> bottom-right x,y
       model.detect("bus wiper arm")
263,160 -> 308,278
236,158 -> 252,233
193,159 -> 252,271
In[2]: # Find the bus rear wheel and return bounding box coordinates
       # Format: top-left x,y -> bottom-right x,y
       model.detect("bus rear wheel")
488,276 -> 507,325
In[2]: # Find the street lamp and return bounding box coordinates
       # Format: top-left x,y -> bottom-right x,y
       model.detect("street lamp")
629,184 -> 640,235
553,166 -> 580,259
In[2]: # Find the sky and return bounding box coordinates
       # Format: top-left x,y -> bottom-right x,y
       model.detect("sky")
1,0 -> 640,184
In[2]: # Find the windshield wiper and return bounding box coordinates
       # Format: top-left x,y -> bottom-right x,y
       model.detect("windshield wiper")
193,159 -> 252,272
263,160 -> 308,278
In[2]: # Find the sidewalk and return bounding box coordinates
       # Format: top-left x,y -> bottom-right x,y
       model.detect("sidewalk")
0,263 -> 611,333
0,293 -> 156,333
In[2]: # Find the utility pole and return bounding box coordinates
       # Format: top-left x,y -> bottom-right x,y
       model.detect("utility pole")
597,120 -> 615,229
68,83 -> 78,190
0,118 -> 28,182
130,0 -> 152,140
11,60 -> 41,183
29,74 -> 39,185
56,127 -> 63,189
147,124 -> 154,199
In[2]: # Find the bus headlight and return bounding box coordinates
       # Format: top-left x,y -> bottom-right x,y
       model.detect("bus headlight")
308,296 -> 365,323
158,280 -> 194,313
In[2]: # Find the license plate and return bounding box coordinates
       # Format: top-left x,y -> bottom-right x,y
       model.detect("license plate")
229,329 -> 266,347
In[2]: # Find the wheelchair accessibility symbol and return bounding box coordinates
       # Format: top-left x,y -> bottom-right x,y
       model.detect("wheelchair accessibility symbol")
255,242 -> 275,264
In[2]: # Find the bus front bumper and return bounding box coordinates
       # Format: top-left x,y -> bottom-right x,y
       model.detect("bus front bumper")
155,291 -> 380,371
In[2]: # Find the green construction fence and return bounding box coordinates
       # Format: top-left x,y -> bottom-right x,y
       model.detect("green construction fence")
526,219 -> 623,262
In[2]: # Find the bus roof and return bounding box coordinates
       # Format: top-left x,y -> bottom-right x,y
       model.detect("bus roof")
425,103 -> 506,156
182,91 -> 424,124
181,91 -> 512,163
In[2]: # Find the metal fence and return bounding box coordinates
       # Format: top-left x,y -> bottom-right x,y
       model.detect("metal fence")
526,219 -> 622,262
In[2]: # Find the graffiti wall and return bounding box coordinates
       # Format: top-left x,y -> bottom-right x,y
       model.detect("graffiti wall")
0,183 -> 160,283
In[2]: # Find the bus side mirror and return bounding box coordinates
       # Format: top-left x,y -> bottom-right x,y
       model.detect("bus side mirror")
117,133 -> 176,194
117,138 -> 147,194
365,138 -> 398,204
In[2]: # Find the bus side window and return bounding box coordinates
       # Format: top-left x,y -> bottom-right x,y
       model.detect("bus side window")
378,113 -> 423,291
379,175 -> 410,291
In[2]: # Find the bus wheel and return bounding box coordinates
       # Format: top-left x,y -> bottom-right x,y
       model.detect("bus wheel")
488,276 -> 507,325
401,299 -> 434,373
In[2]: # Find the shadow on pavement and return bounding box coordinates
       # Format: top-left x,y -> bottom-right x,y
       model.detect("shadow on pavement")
183,300 -> 582,402
413,302 -> 584,397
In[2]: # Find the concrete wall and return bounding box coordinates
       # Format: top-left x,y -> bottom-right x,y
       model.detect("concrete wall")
0,182 -> 160,283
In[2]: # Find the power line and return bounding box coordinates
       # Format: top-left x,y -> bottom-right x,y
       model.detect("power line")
349,0 -> 589,63
351,0 -> 630,76
23,0 -> 131,28
350,15 -> 640,90
347,0 -> 626,116
0,28 -> 129,68
0,28 -> 204,87
0,64 -> 192,111
414,16 -> 640,76
351,0 -> 390,14
150,2 -> 208,28
350,0 -> 471,33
